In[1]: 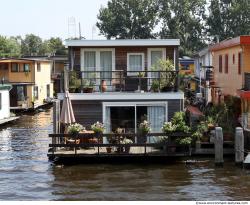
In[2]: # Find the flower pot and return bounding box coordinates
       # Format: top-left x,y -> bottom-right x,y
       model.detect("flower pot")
124,146 -> 130,153
83,87 -> 94,93
106,147 -> 112,153
101,80 -> 107,92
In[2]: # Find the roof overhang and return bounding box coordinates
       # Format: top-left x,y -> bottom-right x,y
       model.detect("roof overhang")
210,36 -> 250,52
65,39 -> 180,47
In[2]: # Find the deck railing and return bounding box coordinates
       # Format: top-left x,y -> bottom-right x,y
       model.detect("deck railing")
65,70 -> 179,93
48,132 -> 191,157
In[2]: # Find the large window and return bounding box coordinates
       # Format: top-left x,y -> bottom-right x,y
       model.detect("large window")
103,102 -> 167,143
11,63 -> 19,72
127,53 -> 144,76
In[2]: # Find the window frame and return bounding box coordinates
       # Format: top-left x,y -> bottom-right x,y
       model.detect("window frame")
238,52 -> 242,75
23,63 -> 30,72
37,62 -> 41,72
11,63 -> 19,72
127,52 -> 145,76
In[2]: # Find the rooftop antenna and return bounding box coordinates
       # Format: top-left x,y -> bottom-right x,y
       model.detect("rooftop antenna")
92,25 -> 96,40
68,17 -> 76,39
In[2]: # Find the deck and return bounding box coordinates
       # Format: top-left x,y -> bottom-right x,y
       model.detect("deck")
48,132 -> 191,163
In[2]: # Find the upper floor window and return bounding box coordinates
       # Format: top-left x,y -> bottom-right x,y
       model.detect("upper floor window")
127,53 -> 144,76
219,55 -> 222,73
238,52 -> 242,75
37,63 -> 41,72
225,54 -> 228,73
11,63 -> 19,72
23,64 -> 30,72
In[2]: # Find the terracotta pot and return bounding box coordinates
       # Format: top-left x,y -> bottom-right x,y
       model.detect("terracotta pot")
101,80 -> 107,92
106,147 -> 112,153
83,87 -> 94,93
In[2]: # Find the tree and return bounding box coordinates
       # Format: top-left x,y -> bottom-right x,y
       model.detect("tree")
21,34 -> 43,56
159,0 -> 207,56
207,0 -> 250,42
47,37 -> 67,55
96,0 -> 159,39
0,35 -> 21,58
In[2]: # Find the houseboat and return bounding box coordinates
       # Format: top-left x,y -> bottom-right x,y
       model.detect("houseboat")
0,58 -> 54,110
61,39 -> 183,134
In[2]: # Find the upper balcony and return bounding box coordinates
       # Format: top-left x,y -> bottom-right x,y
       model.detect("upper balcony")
65,70 -> 179,93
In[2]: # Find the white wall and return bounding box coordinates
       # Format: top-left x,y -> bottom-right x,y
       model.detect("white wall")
0,90 -> 10,120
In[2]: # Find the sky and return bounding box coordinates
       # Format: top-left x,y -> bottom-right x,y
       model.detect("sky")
0,0 -> 109,40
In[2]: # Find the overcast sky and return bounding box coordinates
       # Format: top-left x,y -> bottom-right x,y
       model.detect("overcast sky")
0,0 -> 109,40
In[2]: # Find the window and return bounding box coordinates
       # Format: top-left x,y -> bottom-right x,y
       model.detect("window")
0,93 -> 2,110
225,54 -> 228,73
219,55 -> 222,73
17,85 -> 26,101
233,54 -> 235,64
23,64 -> 30,72
11,63 -> 19,72
127,53 -> 144,76
37,63 -> 41,72
33,86 -> 39,100
46,84 -> 50,98
238,52 -> 242,75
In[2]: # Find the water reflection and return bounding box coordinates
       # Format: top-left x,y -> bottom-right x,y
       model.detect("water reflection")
1,108 -> 250,200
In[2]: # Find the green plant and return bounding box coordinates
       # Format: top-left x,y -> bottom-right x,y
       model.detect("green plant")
176,137 -> 192,145
138,120 -> 151,134
191,131 -> 203,141
68,123 -> 84,135
151,58 -> 175,90
137,72 -> 145,78
82,79 -> 95,88
69,71 -> 81,91
162,122 -> 176,133
172,112 -> 190,133
151,80 -> 160,92
91,121 -> 105,134
121,138 -> 133,144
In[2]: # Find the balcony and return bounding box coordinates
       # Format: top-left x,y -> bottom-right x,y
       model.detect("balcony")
65,70 -> 179,93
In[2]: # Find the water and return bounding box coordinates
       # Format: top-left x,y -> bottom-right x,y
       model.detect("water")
1,108 -> 250,201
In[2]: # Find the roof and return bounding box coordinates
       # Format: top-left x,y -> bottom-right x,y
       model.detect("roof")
65,39 -> 180,47
186,105 -> 203,116
0,58 -> 51,63
0,84 -> 12,91
210,36 -> 250,51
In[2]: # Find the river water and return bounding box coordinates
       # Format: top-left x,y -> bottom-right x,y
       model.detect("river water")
1,108 -> 250,201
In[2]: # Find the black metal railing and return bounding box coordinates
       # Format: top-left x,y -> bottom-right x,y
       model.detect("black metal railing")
48,132 -> 191,156
65,70 -> 179,93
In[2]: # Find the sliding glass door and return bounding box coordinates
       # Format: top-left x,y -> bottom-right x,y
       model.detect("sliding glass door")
103,102 -> 167,143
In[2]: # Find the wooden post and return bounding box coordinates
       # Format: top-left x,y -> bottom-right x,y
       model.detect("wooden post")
235,127 -> 244,165
215,127 -> 224,165
53,100 -> 60,152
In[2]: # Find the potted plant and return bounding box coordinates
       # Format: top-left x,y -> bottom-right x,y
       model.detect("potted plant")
162,122 -> 176,134
138,120 -> 151,136
69,71 -> 81,93
121,138 -> 133,153
67,123 -> 84,136
151,80 -> 160,92
82,79 -> 95,93
91,121 -> 105,134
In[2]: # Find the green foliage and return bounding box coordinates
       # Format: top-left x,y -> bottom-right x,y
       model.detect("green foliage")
96,0 -> 159,39
207,0 -> 250,43
0,35 -> 21,57
21,34 -> 43,56
151,59 -> 176,90
68,123 -> 84,135
159,0 -> 207,56
69,71 -> 81,90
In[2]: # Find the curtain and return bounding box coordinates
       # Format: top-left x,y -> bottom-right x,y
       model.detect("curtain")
100,51 -> 112,89
151,51 -> 162,79
147,106 -> 165,143
104,107 -> 111,144
129,55 -> 142,72
84,51 -> 96,79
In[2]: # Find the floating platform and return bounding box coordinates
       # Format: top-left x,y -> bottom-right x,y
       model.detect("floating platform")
0,116 -> 20,125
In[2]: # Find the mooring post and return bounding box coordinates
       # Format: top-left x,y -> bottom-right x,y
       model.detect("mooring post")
215,127 -> 224,165
235,127 -> 244,165
53,100 -> 60,151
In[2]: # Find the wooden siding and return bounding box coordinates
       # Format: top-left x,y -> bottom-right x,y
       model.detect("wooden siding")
69,46 -> 177,72
71,99 -> 182,129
